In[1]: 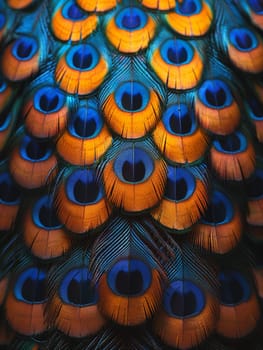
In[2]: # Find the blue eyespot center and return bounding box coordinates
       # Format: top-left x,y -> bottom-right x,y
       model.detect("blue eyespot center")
40,94 -> 58,112
176,0 -> 201,15
198,80 -> 232,108
21,136 -> 52,161
122,14 -> 141,29
60,269 -> 97,306
122,159 -> 145,182
116,7 -> 147,30
67,44 -> 99,71
69,107 -> 103,138
74,110 -> 100,138
230,28 -> 258,51
0,172 -> 20,204
33,195 -> 61,229
114,148 -> 154,184
164,166 -> 196,202
219,270 -> 250,305
13,37 -> 38,61
202,190 -> 233,225
66,169 -> 103,205
248,0 -> 263,13
122,92 -> 142,111
164,280 -> 205,317
161,39 -> 194,66
34,86 -> 66,114
14,268 -> 47,303
73,52 -> 92,69
107,259 -> 152,297
163,104 -> 196,135
115,82 -> 149,112
63,2 -> 86,20
168,46 -> 187,64
213,131 -> 247,154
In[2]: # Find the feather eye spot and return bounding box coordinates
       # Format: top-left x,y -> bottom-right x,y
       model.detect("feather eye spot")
56,43 -> 107,94
163,104 -> 195,135
39,94 -> 58,112
166,0 -> 213,37
57,104 -> 112,165
107,259 -> 151,297
230,28 -> 258,52
63,2 -> 87,20
228,27 -> 263,73
2,35 -> 40,81
116,7 -> 147,30
12,37 -> 38,61
122,160 -> 145,183
52,1 -> 97,42
72,51 -> 93,70
69,107 -> 102,138
219,271 -> 250,305
105,6 -> 155,53
176,0 -> 200,15
217,269 -> 260,338
213,131 -> 248,155
215,134 -> 241,153
115,82 -> 149,112
104,145 -> 166,211
122,14 -> 141,29
199,80 -> 232,109
164,280 -> 205,317
33,195 -> 61,229
202,190 -> 233,225
114,148 -> 153,184
24,85 -> 68,138
168,47 -> 187,64
102,81 -> 161,138
14,268 -> 47,304
153,103 -> 209,164
161,39 -> 193,65
56,104 -> 112,165
9,135 -> 57,189
21,136 -> 52,161
66,44 -> 99,71
56,168 -> 110,232
164,166 -> 195,202
193,189 -> 242,254
211,130 -> 255,180
206,88 -> 226,107
248,0 -> 263,13
150,38 -> 203,89
60,269 -> 97,306
121,92 -> 142,111
151,164 -> 208,230
66,169 -> 102,204
35,87 -> 65,114
0,172 -> 20,204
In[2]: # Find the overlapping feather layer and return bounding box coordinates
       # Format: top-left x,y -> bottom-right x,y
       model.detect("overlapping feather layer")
0,0 -> 262,349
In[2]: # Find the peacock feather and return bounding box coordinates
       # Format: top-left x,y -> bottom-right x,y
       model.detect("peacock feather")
0,0 -> 263,349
